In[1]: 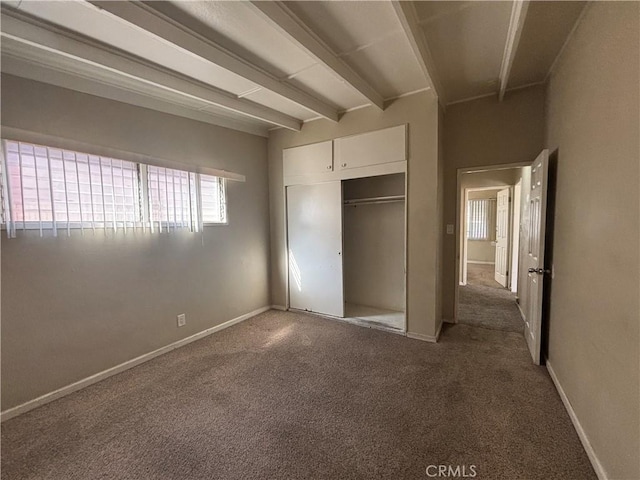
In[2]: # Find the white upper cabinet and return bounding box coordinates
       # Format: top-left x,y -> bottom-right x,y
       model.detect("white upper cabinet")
334,125 -> 406,171
283,140 -> 333,177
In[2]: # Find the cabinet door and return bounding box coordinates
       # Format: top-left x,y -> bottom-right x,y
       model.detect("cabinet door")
283,141 -> 333,177
287,182 -> 344,317
334,125 -> 406,171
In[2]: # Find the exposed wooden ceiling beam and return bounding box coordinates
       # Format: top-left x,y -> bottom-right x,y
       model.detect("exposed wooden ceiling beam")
250,1 -> 385,111
1,10 -> 302,131
498,0 -> 530,101
391,1 -> 446,107
89,1 -> 339,122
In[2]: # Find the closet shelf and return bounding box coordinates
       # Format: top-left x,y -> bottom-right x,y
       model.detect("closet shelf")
343,195 -> 405,206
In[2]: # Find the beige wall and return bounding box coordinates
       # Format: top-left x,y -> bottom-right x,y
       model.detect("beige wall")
443,86 -> 545,320
1,75 -> 271,410
544,3 -> 639,479
268,92 -> 441,338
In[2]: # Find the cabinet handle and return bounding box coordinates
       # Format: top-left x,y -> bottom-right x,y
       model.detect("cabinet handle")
326,165 -> 331,170
342,163 -> 347,167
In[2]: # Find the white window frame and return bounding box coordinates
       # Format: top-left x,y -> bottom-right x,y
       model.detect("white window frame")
200,174 -> 228,226
0,139 -> 229,236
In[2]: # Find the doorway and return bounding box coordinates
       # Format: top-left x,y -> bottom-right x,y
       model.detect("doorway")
455,166 -> 529,333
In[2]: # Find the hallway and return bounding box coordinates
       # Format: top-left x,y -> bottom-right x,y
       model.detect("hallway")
458,264 -> 524,333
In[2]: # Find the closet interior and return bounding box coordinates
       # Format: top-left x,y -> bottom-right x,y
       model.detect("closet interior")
343,174 -> 406,330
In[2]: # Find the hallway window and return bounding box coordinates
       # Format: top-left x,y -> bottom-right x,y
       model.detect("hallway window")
467,199 -> 496,241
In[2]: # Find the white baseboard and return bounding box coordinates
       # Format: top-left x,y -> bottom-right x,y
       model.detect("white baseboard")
407,322 -> 442,343
270,304 -> 287,311
547,361 -> 607,480
1,305 -> 271,422
467,261 -> 495,265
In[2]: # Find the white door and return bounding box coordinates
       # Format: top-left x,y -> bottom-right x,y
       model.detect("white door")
494,188 -> 511,287
287,182 -> 344,317
525,150 -> 549,365
510,181 -> 522,293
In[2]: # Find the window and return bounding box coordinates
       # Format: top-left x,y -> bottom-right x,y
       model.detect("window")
1,139 -> 229,237
200,174 -> 227,224
147,165 -> 199,231
2,141 -> 141,235
467,198 -> 496,241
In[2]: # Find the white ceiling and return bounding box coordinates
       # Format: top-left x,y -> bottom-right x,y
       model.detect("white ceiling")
0,1 -> 587,137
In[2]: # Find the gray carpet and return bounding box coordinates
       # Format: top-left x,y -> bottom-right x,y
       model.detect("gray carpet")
1,310 -> 595,480
467,263 -> 503,289
458,284 -> 524,333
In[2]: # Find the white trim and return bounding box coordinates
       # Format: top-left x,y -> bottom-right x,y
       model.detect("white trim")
391,1 -> 446,107
92,1 -> 339,122
447,91 -> 496,107
250,1 -> 384,110
498,0 -> 530,101
270,304 -> 287,311
3,56 -> 269,138
285,161 -> 406,187
384,87 -> 431,102
299,89 -> 433,128
0,305 -> 271,422
546,361 -> 608,480
467,260 -> 495,265
446,82 -> 544,108
1,128 -> 246,182
516,301 -> 526,322
506,81 -> 545,95
341,103 -> 373,115
1,11 -> 302,132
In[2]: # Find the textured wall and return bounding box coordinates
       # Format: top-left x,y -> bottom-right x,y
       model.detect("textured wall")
1,75 -> 271,410
544,3 -> 640,478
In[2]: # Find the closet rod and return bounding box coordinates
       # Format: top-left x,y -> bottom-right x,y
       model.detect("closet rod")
343,195 -> 405,206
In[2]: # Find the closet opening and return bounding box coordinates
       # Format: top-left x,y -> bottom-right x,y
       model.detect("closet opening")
342,173 -> 406,332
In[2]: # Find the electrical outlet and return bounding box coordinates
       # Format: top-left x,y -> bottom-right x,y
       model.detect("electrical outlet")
177,314 -> 186,327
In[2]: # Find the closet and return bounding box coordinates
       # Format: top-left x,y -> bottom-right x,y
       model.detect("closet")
285,125 -> 407,332
343,174 -> 406,330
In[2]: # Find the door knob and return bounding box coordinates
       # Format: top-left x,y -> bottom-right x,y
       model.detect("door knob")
528,268 -> 550,275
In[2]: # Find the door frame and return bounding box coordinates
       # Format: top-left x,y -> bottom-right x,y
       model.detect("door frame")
510,180 -> 522,293
454,162 -> 530,323
460,186 -> 504,286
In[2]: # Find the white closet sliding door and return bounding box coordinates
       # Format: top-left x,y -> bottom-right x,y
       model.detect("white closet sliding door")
287,181 -> 344,317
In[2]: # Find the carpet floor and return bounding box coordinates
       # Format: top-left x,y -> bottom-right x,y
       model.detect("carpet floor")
466,263 -> 503,289
458,284 -> 524,334
1,310 -> 595,480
